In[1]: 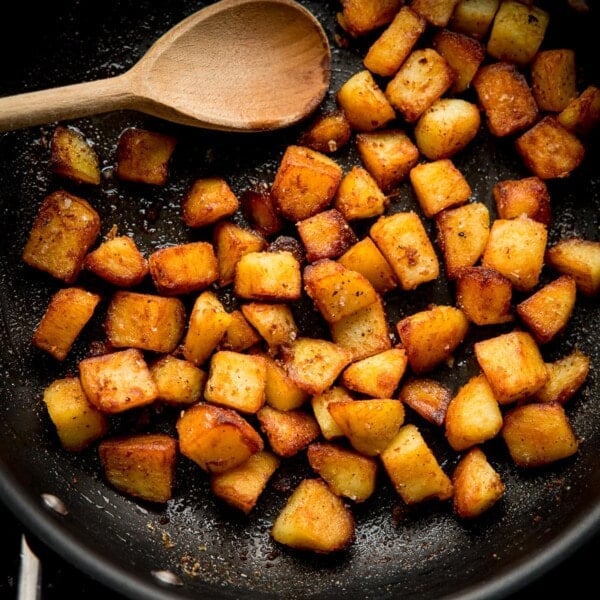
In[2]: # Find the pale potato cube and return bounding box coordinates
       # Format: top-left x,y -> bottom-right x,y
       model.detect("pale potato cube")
533,348 -> 590,405
311,386 -> 353,440
218,309 -> 262,352
410,0 -> 461,27
181,177 -> 239,228
337,0 -> 402,37
558,85 -> 600,136
50,125 -> 101,185
545,238 -> 600,296
149,355 -> 206,405
333,166 -> 389,222
241,302 -> 298,350
296,209 -> 358,262
298,110 -> 352,154
397,377 -> 452,426
492,176 -> 551,225
531,49 -> 577,113
449,0 -> 499,40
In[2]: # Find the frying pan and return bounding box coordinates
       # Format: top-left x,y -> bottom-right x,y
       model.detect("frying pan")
0,1 -> 598,599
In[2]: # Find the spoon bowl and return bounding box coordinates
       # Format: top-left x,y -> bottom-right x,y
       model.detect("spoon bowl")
0,0 -> 331,132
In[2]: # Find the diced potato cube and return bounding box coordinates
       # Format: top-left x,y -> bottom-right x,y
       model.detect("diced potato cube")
79,348 -> 159,413
298,109 -> 352,154
271,145 -> 343,222
397,377 -> 452,426
381,424 -> 454,504
481,214 -> 547,292
449,0 -> 499,40
501,402 -> 579,467
181,177 -> 239,228
558,85 -> 600,136
397,305 -> 469,374
241,303 -> 298,350
307,442 -> 378,502
311,386 -> 353,440
218,309 -> 262,352
271,478 -> 355,553
370,211 -> 439,290
410,0 -> 461,26
204,350 -> 267,414
33,287 -> 101,361
210,450 -> 280,514
473,330 -> 549,404
176,402 -> 264,473
531,49 -> 577,113
533,348 -> 590,405
445,374 -> 503,451
296,209 -> 358,262
545,238 -> 600,296
410,158 -> 471,217
115,127 -> 177,185
258,352 -> 309,411
99,434 -> 177,503
43,377 -> 108,451
492,176 -> 551,225
452,447 -> 505,519
105,290 -> 186,353
50,125 -> 100,185
149,355 -> 206,405
22,190 -> 101,284
239,183 -> 283,238
333,166 -> 389,222
337,0 -> 402,37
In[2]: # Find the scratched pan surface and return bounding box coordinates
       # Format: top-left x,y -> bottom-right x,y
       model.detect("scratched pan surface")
0,1 -> 599,599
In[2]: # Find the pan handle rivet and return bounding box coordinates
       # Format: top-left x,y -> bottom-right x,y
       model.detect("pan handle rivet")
151,569 -> 184,587
41,493 -> 68,516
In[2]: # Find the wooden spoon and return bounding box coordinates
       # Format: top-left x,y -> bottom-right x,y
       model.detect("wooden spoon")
0,0 -> 331,132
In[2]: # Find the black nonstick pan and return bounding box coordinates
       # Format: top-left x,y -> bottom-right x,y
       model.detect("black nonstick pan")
0,1 -> 599,599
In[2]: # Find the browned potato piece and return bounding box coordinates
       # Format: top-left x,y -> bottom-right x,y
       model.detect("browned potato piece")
50,125 -> 101,185
149,355 -> 207,405
176,402 -> 264,474
533,348 -> 590,405
381,424 -> 453,504
531,49 -> 577,113
84,235 -> 149,287
99,434 -> 177,504
396,305 -> 469,375
558,85 -> 600,136
307,442 -> 378,503
204,350 -> 267,414
492,176 -> 551,225
22,190 -> 101,284
397,377 -> 452,426
218,309 -> 262,352
257,352 -> 309,411
210,450 -> 280,514
337,0 -> 402,37
33,287 -> 101,361
43,377 -> 108,451
298,110 -> 352,154
311,386 -> 353,440
115,127 -> 177,185
181,177 -> 239,228
296,209 -> 358,262
79,348 -> 159,414
105,291 -> 186,353
410,0 -> 461,26
473,330 -> 549,404
333,166 -> 389,222
328,398 -> 405,456
452,447 -> 505,519
271,478 -> 355,553
545,238 -> 600,296
239,184 -> 283,238
449,0 -> 499,40
501,402 -> 579,467
241,303 -> 298,351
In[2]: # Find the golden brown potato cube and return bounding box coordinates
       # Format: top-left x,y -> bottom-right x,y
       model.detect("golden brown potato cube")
50,125 -> 100,185
492,176 -> 551,225
271,478 -> 355,553
149,355 -> 206,405
281,337 -> 352,396
22,190 -> 100,284
257,405 -> 320,457
381,424 -> 453,504
258,352 -> 309,411
455,266 -> 513,325
449,0 -> 499,40
298,110 -> 352,154
176,402 -> 264,473
545,238 -> 600,296
338,237 -> 397,294
241,303 -> 298,351
410,159 -> 471,218
79,348 -> 159,414
234,250 -> 302,301
204,350 -> 267,414
486,0 -> 549,66
303,259 -> 379,324
271,145 -> 343,222
311,387 -> 352,440
385,49 -> 455,124
558,85 -> 600,136
329,296 -> 392,361
516,275 -> 577,344
472,62 -> 539,138
501,402 -> 579,467
356,129 -> 420,191
182,291 -> 233,366
370,211 -> 440,290
43,377 -> 108,451
337,0 -> 402,37
445,374 -> 503,452
533,348 -> 590,405
218,309 -> 262,352
414,99 -> 481,161
531,49 -> 577,113
115,127 -> 177,185
432,29 -> 485,94
307,442 -> 378,503
397,377 -> 452,426
210,450 -> 280,514
85,235 -> 149,287
333,166 -> 388,222
435,202 -> 490,280
336,70 -> 396,132
481,215 -> 547,292
181,177 -> 239,228
363,6 -> 426,77
474,330 -> 549,404
452,447 -> 505,519
99,434 -> 177,503
33,287 -> 101,361
239,184 -> 284,238
341,348 -> 407,399
515,116 -> 586,180
411,0 -> 461,26
328,398 -> 405,456
396,305 -> 469,374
